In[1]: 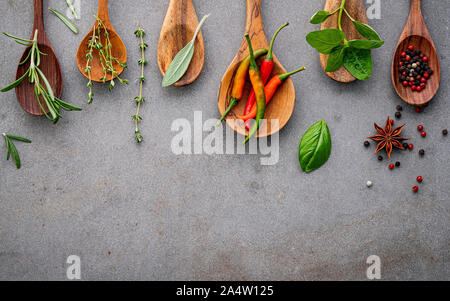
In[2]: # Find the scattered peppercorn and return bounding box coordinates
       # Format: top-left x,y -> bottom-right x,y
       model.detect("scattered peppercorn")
366,181 -> 373,188
395,161 -> 401,167
396,105 -> 403,111
415,107 -> 423,113
421,131 -> 427,137
443,129 -> 448,136
412,186 -> 419,193
403,143 -> 409,149
409,143 -> 414,150
419,149 -> 425,156
389,164 -> 395,170
395,112 -> 402,119
378,156 -> 383,161
364,141 -> 370,147
417,176 -> 423,183
417,125 -> 424,131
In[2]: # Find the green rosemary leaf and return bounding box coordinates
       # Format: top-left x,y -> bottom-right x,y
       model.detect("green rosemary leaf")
162,14 -> 209,87
14,40 -> 32,47
8,139 -> 21,169
65,0 -> 79,19
4,135 -> 11,160
1,70 -> 29,92
54,97 -> 83,111
2,32 -> 32,43
49,8 -> 79,34
6,135 -> 32,143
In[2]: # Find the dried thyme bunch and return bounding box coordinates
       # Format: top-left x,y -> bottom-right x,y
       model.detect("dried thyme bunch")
132,21 -> 148,143
85,16 -> 128,104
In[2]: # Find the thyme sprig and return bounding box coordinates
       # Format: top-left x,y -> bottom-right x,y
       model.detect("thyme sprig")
132,21 -> 148,143
2,133 -> 31,169
85,16 -> 128,103
1,30 -> 82,123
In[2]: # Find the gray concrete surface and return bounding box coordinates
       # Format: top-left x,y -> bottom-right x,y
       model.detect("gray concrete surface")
0,0 -> 448,281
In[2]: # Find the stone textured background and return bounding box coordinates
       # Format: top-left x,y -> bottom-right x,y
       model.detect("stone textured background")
0,0 -> 448,280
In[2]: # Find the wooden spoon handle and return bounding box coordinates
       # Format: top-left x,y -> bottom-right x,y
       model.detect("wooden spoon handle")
245,0 -> 268,49
33,0 -> 47,43
405,0 -> 427,37
97,0 -> 109,21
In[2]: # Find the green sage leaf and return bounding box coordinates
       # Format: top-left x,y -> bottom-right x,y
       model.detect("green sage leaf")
299,120 -> 332,173
343,47 -> 372,80
352,21 -> 381,41
49,8 -> 79,34
310,10 -> 333,24
325,45 -> 346,72
306,29 -> 345,54
348,39 -> 384,49
162,14 -> 209,87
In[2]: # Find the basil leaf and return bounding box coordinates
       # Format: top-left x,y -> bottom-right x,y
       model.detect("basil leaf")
325,45 -> 346,72
348,39 -> 384,49
162,15 -> 209,87
49,8 -> 78,34
352,21 -> 381,40
299,120 -> 332,173
306,29 -> 345,54
310,11 -> 332,24
343,47 -> 372,80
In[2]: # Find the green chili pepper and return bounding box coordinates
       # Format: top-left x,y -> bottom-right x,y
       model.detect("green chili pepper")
244,34 -> 266,144
217,48 -> 268,126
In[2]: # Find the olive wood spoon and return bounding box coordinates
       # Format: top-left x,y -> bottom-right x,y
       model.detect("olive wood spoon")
76,0 -> 127,82
391,0 -> 440,106
320,0 -> 369,83
217,0 -> 295,138
15,0 -> 62,116
157,0 -> 205,87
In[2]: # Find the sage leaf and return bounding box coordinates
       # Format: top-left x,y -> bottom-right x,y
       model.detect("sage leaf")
348,39 -> 384,49
310,10 -> 332,24
299,120 -> 332,173
343,47 -> 372,80
49,8 -> 78,34
325,45 -> 346,72
162,14 -> 209,87
352,21 -> 381,41
306,29 -> 345,54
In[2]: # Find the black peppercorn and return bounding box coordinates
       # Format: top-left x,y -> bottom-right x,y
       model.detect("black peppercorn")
403,143 -> 409,149
378,156 -> 383,161
443,129 -> 448,136
419,149 -> 425,156
364,141 -> 370,147
396,105 -> 403,111
395,112 -> 402,119
395,161 -> 401,167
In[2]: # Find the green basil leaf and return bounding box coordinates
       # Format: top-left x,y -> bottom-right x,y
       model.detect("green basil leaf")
343,47 -> 372,80
299,120 -> 332,173
162,14 -> 209,87
348,39 -> 384,49
352,21 -> 381,40
325,45 -> 346,72
310,10 -> 332,24
306,29 -> 345,54
48,8 -> 78,34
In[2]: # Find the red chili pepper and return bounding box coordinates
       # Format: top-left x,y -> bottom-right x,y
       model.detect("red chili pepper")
236,66 -> 306,121
243,23 -> 289,130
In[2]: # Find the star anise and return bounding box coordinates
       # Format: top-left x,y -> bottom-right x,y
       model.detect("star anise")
368,116 -> 409,158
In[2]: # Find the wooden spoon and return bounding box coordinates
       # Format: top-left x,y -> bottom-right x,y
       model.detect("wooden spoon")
15,0 -> 62,116
217,0 -> 295,138
157,0 -> 205,87
320,0 -> 369,83
76,0 -> 127,82
391,0 -> 440,106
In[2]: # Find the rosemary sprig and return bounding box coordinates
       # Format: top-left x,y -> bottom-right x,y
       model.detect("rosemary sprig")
132,21 -> 148,143
65,0 -> 78,19
1,30 -> 82,123
85,16 -> 128,103
2,133 -> 31,169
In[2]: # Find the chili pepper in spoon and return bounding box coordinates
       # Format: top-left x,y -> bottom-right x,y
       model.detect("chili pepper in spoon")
243,22 -> 289,130
237,66 -> 306,122
216,48 -> 268,126
244,34 -> 266,144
